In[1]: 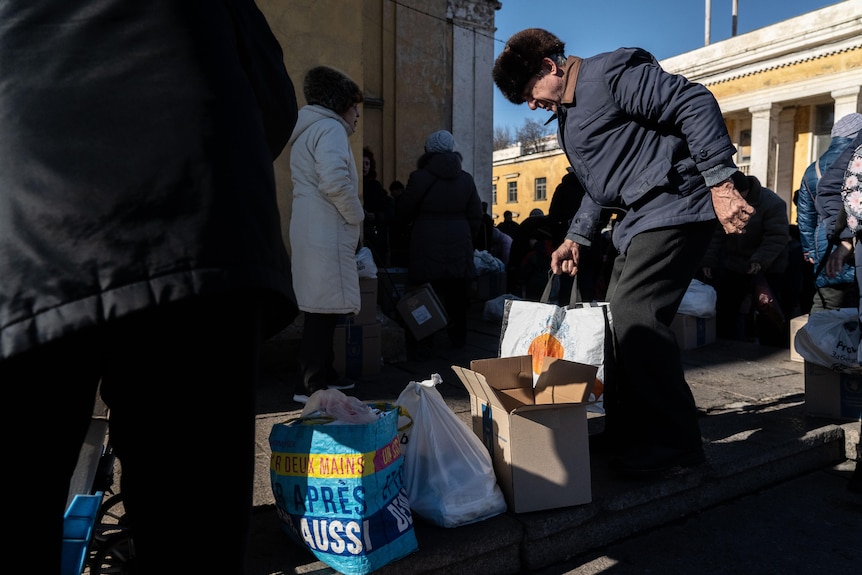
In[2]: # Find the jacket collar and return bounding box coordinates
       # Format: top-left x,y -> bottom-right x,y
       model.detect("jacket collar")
548,56 -> 582,125
560,56 -> 581,106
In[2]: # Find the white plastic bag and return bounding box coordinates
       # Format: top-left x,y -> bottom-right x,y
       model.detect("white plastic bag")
499,297 -> 611,413
677,279 -> 717,318
396,374 -> 507,527
356,246 -> 378,279
482,293 -> 521,322
794,308 -> 862,371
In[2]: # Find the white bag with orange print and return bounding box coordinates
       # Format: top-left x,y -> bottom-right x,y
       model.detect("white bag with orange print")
498,280 -> 611,413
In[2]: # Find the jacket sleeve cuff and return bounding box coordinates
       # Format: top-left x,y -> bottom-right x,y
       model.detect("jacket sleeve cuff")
565,232 -> 592,247
702,163 -> 739,188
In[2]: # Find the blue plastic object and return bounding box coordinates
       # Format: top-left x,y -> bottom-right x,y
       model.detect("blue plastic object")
62,492 -> 103,575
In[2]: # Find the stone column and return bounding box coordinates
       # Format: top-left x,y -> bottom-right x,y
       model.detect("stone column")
748,103 -> 780,190
451,0 -> 500,207
832,87 -> 862,121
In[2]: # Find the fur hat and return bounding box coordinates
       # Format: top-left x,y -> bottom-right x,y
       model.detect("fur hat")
302,66 -> 362,115
493,28 -> 566,105
831,113 -> 862,138
424,130 -> 456,153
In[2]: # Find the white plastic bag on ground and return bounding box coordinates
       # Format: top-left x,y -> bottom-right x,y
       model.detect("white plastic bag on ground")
794,307 -> 862,371
677,279 -> 716,318
483,293 -> 522,322
396,374 -> 507,527
356,246 -> 378,279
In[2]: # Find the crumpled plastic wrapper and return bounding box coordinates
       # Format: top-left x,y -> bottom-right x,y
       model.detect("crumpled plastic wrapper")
300,389 -> 379,424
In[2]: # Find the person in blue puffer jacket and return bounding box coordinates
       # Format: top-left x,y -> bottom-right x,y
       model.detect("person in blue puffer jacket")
493,28 -> 754,479
796,113 -> 862,312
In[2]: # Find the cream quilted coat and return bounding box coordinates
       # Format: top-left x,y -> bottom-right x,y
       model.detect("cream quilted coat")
288,104 -> 365,314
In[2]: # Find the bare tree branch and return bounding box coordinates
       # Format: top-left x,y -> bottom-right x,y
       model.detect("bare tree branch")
493,125 -> 513,150
516,118 -> 550,154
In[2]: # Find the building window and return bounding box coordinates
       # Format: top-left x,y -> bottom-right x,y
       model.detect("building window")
507,181 -> 518,203
738,129 -> 751,163
492,184 -> 497,205
534,177 -> 547,201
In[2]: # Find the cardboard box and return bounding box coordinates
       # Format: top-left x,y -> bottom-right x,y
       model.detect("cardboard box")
452,356 -> 597,513
803,361 -> 862,421
671,314 -> 716,349
470,271 -> 507,301
333,321 -> 381,378
396,283 -> 448,340
789,314 -> 809,362
355,277 -> 379,325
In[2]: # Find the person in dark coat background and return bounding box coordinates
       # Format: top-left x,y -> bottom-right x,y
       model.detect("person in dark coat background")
701,173 -> 790,347
548,169 -> 614,303
362,146 -> 393,267
508,208 -> 555,300
0,2 -> 299,572
796,113 -> 862,312
397,130 -> 483,348
497,209 -> 521,239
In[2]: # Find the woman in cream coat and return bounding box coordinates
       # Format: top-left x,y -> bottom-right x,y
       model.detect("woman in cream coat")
289,66 -> 365,402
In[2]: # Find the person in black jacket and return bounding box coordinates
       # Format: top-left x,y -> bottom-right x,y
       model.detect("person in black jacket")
701,173 -> 790,346
397,130 -> 483,348
494,28 -> 754,478
362,146 -> 393,267
548,169 -> 614,303
0,2 -> 298,572
497,209 -> 521,238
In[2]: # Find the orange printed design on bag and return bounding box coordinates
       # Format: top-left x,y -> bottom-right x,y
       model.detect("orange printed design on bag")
527,333 -> 565,376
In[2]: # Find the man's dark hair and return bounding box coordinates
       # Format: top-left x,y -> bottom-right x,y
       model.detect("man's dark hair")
493,28 -> 565,105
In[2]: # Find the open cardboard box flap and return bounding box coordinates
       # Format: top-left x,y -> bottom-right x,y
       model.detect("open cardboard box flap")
454,355 -> 596,412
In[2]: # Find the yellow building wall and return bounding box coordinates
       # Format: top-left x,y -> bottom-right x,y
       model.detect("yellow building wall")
491,151 -> 570,223
706,49 -> 862,100
259,0 -> 458,255
258,0 -> 364,252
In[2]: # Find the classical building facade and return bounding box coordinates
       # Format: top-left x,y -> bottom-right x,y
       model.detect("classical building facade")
492,1 -> 862,225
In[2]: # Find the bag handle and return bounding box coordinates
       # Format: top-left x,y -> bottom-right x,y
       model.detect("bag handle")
540,271 -> 583,308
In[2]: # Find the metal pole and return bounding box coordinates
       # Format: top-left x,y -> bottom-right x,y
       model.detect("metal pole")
705,0 -> 711,45
732,0 -> 738,37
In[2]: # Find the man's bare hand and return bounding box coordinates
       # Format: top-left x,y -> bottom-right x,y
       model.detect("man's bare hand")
550,239 -> 580,276
711,180 -> 754,234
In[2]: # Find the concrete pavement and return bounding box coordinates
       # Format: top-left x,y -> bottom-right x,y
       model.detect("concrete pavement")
248,303 -> 860,575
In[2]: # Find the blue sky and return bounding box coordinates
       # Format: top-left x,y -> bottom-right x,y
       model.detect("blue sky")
492,0 -> 842,132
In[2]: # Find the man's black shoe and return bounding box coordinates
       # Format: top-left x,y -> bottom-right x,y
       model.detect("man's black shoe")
609,445 -> 706,479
